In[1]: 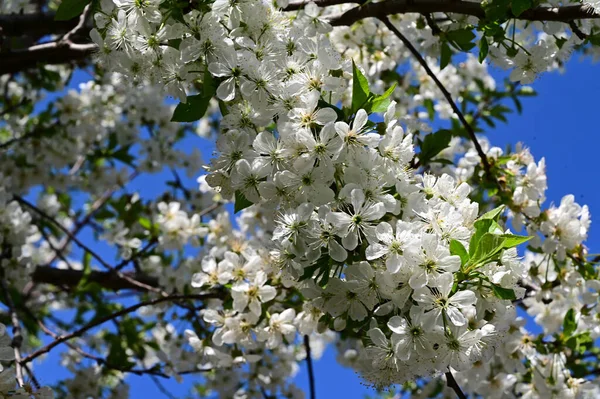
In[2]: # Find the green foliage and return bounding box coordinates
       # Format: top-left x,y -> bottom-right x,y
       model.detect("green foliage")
490,283 -> 516,300
418,129 -> 452,165
171,94 -> 212,122
483,0 -> 511,21
479,204 -> 506,221
171,69 -> 217,122
563,309 -> 577,337
351,61 -> 397,114
440,42 -> 452,70
445,28 -> 477,51
511,0 -> 532,16
299,255 -> 332,287
55,0 -> 91,20
450,239 -> 469,267
352,61 -> 370,113
234,190 -> 253,213
478,37 -> 489,63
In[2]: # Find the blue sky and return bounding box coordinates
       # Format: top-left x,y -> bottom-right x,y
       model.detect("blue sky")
22,56 -> 600,398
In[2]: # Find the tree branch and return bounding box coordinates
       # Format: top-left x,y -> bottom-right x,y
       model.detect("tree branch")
0,275 -> 24,386
445,370 -> 467,399
0,13 -> 78,37
14,195 -> 113,270
304,335 -> 316,399
0,42 -> 96,76
31,266 -> 160,291
325,0 -> 600,26
19,293 -> 221,365
380,17 -> 492,178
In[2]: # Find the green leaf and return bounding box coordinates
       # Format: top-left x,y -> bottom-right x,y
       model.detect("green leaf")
491,283 -> 516,300
484,0 -> 511,20
76,252 -> 93,290
203,68 -> 217,98
171,94 -> 211,122
469,233 -> 505,267
300,255 -> 331,286
469,219 -> 500,256
418,130 -> 452,165
450,240 -> 469,267
55,0 -> 91,21
446,29 -> 476,43
440,42 -> 452,70
352,60 -> 370,113
479,205 -> 506,221
111,146 -> 135,166
499,234 -> 531,249
446,29 -> 476,51
234,190 -> 253,213
511,0 -> 532,17
563,309 -> 577,337
478,37 -> 489,63
369,83 -> 397,113
318,99 -> 345,121
139,217 -> 152,230
423,98 -> 435,120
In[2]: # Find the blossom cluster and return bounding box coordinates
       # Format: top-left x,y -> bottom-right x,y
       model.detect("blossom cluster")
0,0 -> 599,397
83,0 -> 600,396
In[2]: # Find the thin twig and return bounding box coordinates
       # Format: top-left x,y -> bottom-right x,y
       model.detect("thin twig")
113,239 -> 157,271
445,370 -> 467,399
0,276 -> 24,386
569,21 -> 587,40
380,17 -> 493,178
47,170 -> 139,266
14,195 -> 112,269
19,293 -> 220,365
151,376 -> 177,399
0,97 -> 29,117
304,335 -> 316,399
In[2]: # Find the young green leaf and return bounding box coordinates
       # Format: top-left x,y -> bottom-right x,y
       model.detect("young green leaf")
352,61 -> 370,112
468,233 -> 505,267
469,219 -> 500,256
234,190 -> 253,213
478,37 -> 489,63
369,83 -> 397,113
479,205 -> 506,221
171,94 -> 211,122
499,234 -> 531,249
450,240 -> 469,267
440,42 -> 452,70
446,29 -> 477,51
418,130 -> 452,165
511,0 -> 532,17
563,309 -> 577,337
491,283 -> 516,300
55,0 -> 91,21
203,68 -> 217,98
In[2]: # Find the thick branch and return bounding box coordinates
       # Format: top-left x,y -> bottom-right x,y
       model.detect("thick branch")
0,13 -> 77,36
31,266 -> 160,292
326,0 -> 600,26
284,0 -> 356,11
0,42 -> 96,76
